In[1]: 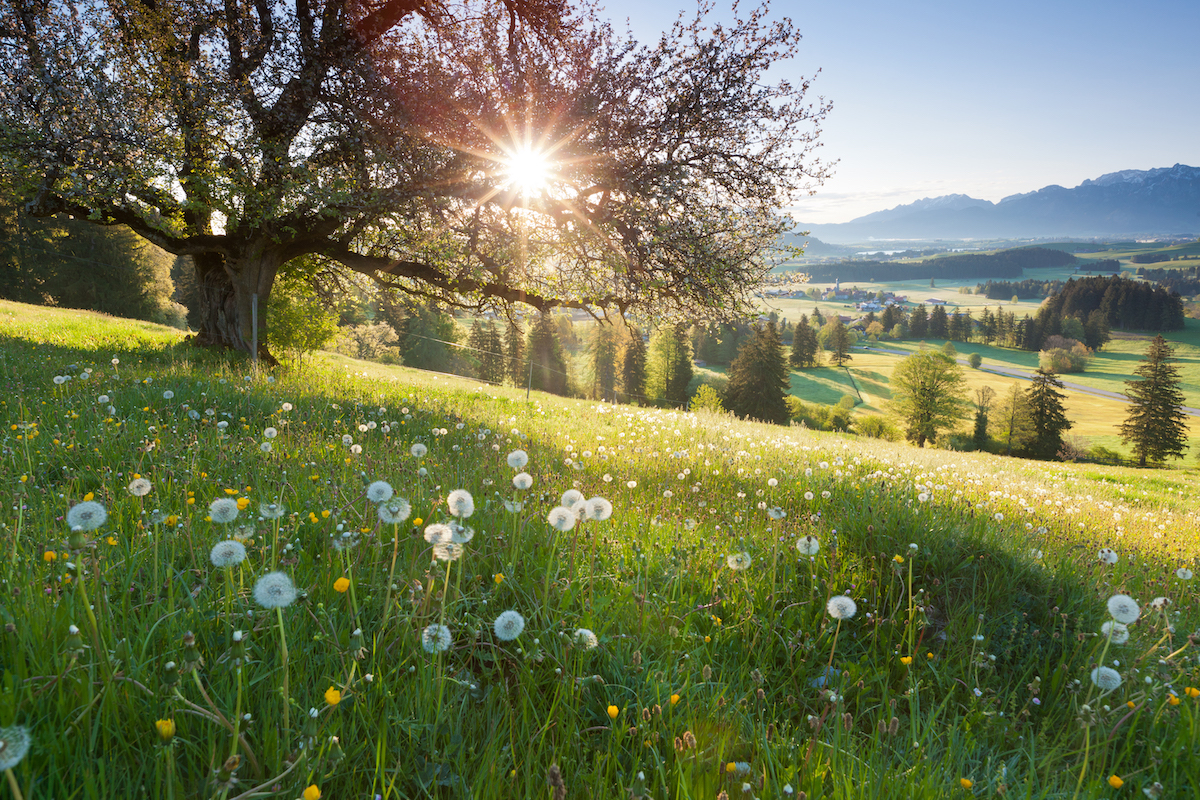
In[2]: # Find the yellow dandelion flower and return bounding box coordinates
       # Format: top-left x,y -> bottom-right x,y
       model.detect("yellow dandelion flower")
959,778 -> 973,789
156,718 -> 176,741
1186,687 -> 1200,699
325,686 -> 341,706
83,491 -> 94,501
106,536 -> 117,546
726,763 -> 737,774
1107,775 -> 1123,789
893,555 -> 904,564
670,694 -> 680,705
412,517 -> 423,527
321,510 -> 331,519
900,656 -> 913,666
607,705 -> 619,720
1168,693 -> 1180,705
43,551 -> 57,562
1127,700 -> 1137,709
236,497 -> 250,511
494,573 -> 505,585
334,577 -> 350,593
303,786 -> 321,800
187,497 -> 195,505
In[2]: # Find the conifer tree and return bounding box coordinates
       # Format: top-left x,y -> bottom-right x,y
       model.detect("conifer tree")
478,321 -> 507,384
928,305 -> 949,339
1025,369 -> 1072,460
526,313 -> 569,396
466,321 -> 486,376
621,329 -> 648,403
505,319 -> 525,387
973,386 -> 995,450
789,314 -> 819,368
1120,335 -> 1190,467
724,320 -> 790,424
648,324 -> 694,406
910,304 -> 929,338
828,318 -> 852,366
587,324 -> 619,401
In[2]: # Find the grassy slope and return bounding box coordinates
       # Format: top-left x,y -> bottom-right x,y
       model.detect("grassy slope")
2,300 -> 1199,799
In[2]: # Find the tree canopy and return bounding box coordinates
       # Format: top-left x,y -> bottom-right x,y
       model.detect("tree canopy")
0,0 -> 831,359
888,349 -> 968,447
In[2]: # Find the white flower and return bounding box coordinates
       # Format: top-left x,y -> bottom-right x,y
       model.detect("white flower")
726,552 -> 752,571
260,442 -> 273,453
1100,621 -> 1129,644
424,523 -> 453,544
513,472 -> 533,490
67,501 -> 107,531
585,497 -> 613,521
797,535 -> 820,556
127,478 -> 152,497
826,595 -> 857,620
350,444 -> 362,454
260,502 -> 287,520
0,725 -> 31,770
366,481 -> 393,503
767,507 -> 786,520
1149,596 -> 1169,611
411,443 -> 428,458
281,402 -> 293,412
449,522 -> 474,544
209,498 -> 239,524
378,498 -> 412,525
1098,548 -> 1118,565
547,506 -> 576,532
561,489 -> 584,507
210,540 -> 247,568
342,434 -> 353,446
422,624 -> 452,653
573,628 -> 599,650
1090,666 -> 1122,692
162,390 -> 174,400
253,572 -> 297,609
504,499 -> 523,513
97,394 -> 110,404
507,450 -> 529,469
493,610 -> 525,641
1106,594 -> 1140,624
1176,567 -> 1194,580
447,489 -> 474,518
263,427 -> 277,439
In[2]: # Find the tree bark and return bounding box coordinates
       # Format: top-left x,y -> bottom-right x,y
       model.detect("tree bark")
188,248 -> 282,364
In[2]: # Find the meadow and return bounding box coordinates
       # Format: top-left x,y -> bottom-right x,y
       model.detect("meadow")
1,300 -> 1200,799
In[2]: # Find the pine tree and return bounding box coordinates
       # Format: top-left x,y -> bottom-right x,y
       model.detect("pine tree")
505,319 -> 525,386
723,319 -> 790,424
1119,335 -> 1191,467
909,304 -> 928,338
478,321 -> 507,384
466,320 -> 486,376
621,329 -> 648,403
973,386 -> 995,450
526,313 -> 569,395
828,318 -> 852,366
1025,368 -> 1072,460
928,305 -> 949,339
789,314 -> 819,368
648,324 -> 693,406
587,324 -> 619,401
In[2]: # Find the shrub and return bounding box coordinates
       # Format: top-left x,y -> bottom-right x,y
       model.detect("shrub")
968,352 -> 982,369
689,383 -> 725,414
836,393 -> 857,411
856,415 -> 900,441
1039,337 -> 1091,373
787,396 -> 853,432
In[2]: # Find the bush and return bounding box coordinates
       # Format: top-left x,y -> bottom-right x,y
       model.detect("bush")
268,275 -> 339,368
856,415 -> 900,441
689,383 -> 725,414
836,393 -> 857,411
787,396 -> 853,432
334,323 -> 401,363
968,352 -> 982,369
1039,337 -> 1091,373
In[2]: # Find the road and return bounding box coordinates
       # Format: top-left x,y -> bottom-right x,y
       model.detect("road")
858,346 -> 1200,417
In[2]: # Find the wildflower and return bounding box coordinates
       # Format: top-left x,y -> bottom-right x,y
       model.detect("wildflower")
210,540 -> 247,568
260,502 -> 286,519
303,785 -> 321,800
1167,693 -> 1180,706
900,656 -> 913,666
334,577 -> 350,593
263,427 -> 278,439
507,450 -> 528,469
893,554 -> 904,564
1186,687 -> 1200,699
155,719 -> 175,742
209,498 -> 239,524
281,402 -> 293,411
236,497 -> 250,511
366,481 -> 393,503
796,535 -> 820,556
1090,666 -> 1122,692
1098,548 -> 1118,565
378,498 -> 412,525
726,552 -> 752,571
607,705 -> 619,720
0,725 -> 31,769
960,778 -> 973,789
1107,775 -> 1123,789
421,624 -> 452,653
1149,597 -> 1169,611
1177,567 -> 1194,580
67,500 -> 107,531
433,542 -> 463,562
513,472 -> 533,490
826,595 -> 857,620
1100,621 -> 1129,645
670,693 -> 680,705
1106,594 -> 1140,624
424,523 -> 452,545
1143,782 -> 1163,799
447,489 -> 474,518
252,572 -> 297,609
547,506 -> 576,532
585,497 -> 613,521
494,610 -> 525,641
573,628 -> 599,650
43,551 -> 56,563
127,478 -> 152,497
410,443 -> 427,458
324,686 -> 341,706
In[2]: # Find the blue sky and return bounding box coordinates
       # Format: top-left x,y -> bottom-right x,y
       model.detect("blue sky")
598,0 -> 1200,223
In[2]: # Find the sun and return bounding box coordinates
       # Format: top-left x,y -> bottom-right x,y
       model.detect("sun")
503,146 -> 552,197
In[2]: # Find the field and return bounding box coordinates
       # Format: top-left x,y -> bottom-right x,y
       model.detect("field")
2,300 -> 1200,799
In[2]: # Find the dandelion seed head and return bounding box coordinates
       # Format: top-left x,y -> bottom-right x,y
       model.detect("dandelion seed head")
826,595 -> 857,620
585,496 -> 613,521
447,489 -> 474,518
424,523 -> 453,545
547,506 -> 576,532
1106,594 -> 1140,624
513,472 -> 533,490
1090,666 -> 1122,692
573,628 -> 599,650
449,522 -> 474,544
507,450 -> 528,469
210,540 -> 247,568
209,498 -> 239,524
378,498 -> 411,525
127,478 -> 152,497
797,535 -> 820,556
493,610 -> 525,641
263,427 -> 277,439
366,481 -> 393,503
410,443 -> 427,458
433,542 -> 463,562
726,552 -> 752,571
422,624 -> 452,653
253,571 -> 297,609
1176,567 -> 1193,581
260,501 -> 286,520
1100,621 -> 1130,644
1098,547 -> 1118,565
0,725 -> 32,770
561,489 -> 584,508
67,500 -> 107,531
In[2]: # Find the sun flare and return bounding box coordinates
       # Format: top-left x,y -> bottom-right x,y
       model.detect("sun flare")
503,147 -> 552,196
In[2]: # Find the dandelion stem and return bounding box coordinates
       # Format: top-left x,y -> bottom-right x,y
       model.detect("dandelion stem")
230,664 -> 244,760
380,524 -> 400,633
277,606 -> 290,738
4,768 -> 25,800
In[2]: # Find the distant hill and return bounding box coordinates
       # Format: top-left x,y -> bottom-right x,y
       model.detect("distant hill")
801,164 -> 1200,242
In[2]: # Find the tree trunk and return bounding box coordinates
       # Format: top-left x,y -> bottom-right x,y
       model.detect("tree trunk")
188,248 -> 282,364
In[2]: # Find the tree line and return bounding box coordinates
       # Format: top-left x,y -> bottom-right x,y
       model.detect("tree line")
802,247 -> 1074,283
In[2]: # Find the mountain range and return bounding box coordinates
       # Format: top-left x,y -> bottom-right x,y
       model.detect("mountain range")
798,164 -> 1200,242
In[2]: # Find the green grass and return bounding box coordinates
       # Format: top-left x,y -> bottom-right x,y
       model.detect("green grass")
2,300 -> 1200,800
